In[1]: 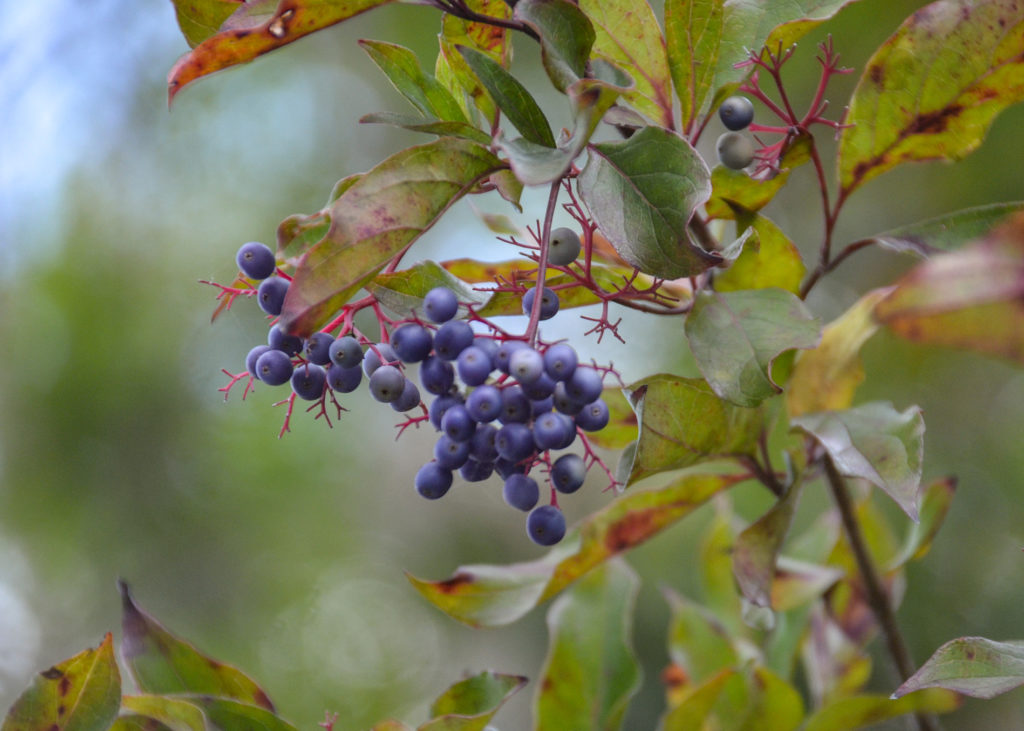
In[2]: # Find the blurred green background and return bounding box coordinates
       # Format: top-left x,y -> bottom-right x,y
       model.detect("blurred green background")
1,1 -> 1022,729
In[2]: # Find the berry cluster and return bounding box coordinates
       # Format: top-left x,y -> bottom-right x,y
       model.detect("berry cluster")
212,239 -> 616,546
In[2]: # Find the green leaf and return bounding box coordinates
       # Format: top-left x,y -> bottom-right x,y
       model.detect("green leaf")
368,260 -> 490,318
583,388 -> 637,450
276,209 -> 330,263
743,667 -> 804,731
660,669 -> 734,731
770,556 -> 843,611
360,40 -> 467,123
792,402 -> 925,520
408,472 -> 746,627
666,0 -> 725,131
168,0 -> 396,103
436,2 -> 512,127
889,477 -> 957,569
698,503 -> 743,633
119,581 -> 275,710
457,46 -> 555,147
839,0 -> 1024,194
664,589 -> 738,684
473,267 -> 635,318
109,717 -> 174,731
190,698 -> 297,731
706,133 -> 812,220
420,672 -> 526,731
802,605 -> 872,705
359,113 -> 492,145
513,0 -> 596,92
372,722 -> 414,731
732,479 -> 803,607
803,689 -> 960,731
579,0 -> 674,126
685,289 -> 820,407
786,288 -> 890,418
622,375 -> 762,484
894,637 -> 1024,700
279,138 -> 502,335
874,212 -> 1024,364
714,212 -> 806,294
171,0 -> 243,48
2,634 -> 120,731
535,560 -> 642,731
118,696 -> 207,731
865,201 -> 1024,257
578,126 -> 719,279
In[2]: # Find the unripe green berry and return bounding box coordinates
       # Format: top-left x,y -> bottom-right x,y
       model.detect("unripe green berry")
716,132 -> 756,170
548,227 -> 581,266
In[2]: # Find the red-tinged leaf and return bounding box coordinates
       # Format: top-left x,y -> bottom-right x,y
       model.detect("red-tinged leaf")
839,0 -> 1024,195
276,208 -> 329,263
119,581 -> 276,711
666,0 -> 725,132
167,0 -> 396,103
408,472 -> 746,627
621,375 -> 762,485
172,0 -> 244,48
865,201 -> 1024,257
802,604 -> 872,706
422,672 -> 526,731
278,138 -> 503,336
2,633 -> 120,731
874,212 -> 1024,364
803,689 -> 960,731
513,0 -> 595,92
732,480 -> 803,607
714,212 -> 806,295
535,560 -> 641,731
889,477 -> 957,569
793,402 -> 925,520
893,637 -> 1024,700
579,0 -> 674,126
660,669 -> 734,731
583,388 -> 636,450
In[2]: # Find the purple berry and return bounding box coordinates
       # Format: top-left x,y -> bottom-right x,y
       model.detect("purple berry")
719,95 -> 755,131
509,347 -> 545,384
553,382 -> 585,416
390,378 -> 422,412
420,356 -> 455,395
460,459 -> 494,483
456,345 -> 493,386
236,241 -> 277,280
434,435 -> 471,470
522,287 -> 559,320
543,343 -> 578,381
329,336 -> 363,369
503,474 -> 539,511
246,345 -> 272,377
257,276 -> 289,316
441,404 -> 475,442
566,367 -> 603,404
575,398 -> 610,432
415,463 -> 453,500
255,349 -> 294,386
291,363 -> 326,401
363,344 -> 399,376
429,393 -> 464,430
466,385 -> 502,422
433,320 -> 475,361
533,411 -> 572,451
268,324 -> 303,356
423,287 -> 458,323
494,341 -> 528,373
304,332 -> 334,365
369,365 -> 405,403
499,386 -> 531,424
391,324 -> 433,363
527,505 -> 566,545
496,422 -> 535,462
327,363 -> 362,393
470,424 -> 499,462
551,453 -> 586,493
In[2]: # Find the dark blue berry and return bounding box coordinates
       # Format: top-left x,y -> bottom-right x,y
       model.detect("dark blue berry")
719,95 -> 755,131
456,345 -> 493,386
496,422 -> 535,462
460,459 -> 494,483
291,363 -> 326,401
533,411 -> 572,451
523,373 -> 556,400
494,341 -> 528,373
495,457 -> 527,479
552,413 -> 578,449
548,228 -> 581,266
236,241 -> 277,280
575,398 -> 610,432
553,382 -> 586,416
420,356 -> 455,395
530,396 -> 554,418
304,332 -> 334,365
423,287 -> 458,323
566,367 -> 603,404
441,404 -> 475,442
551,453 -> 586,493
543,343 -> 578,382
509,347 -> 545,384
429,393 -> 464,430
522,287 -> 559,320
470,424 -> 499,462
474,337 -> 499,361
415,463 -> 453,499
390,378 -> 421,412
257,277 -> 289,316
268,324 -> 303,356
255,349 -> 294,386
246,345 -> 272,377
466,385 -> 502,422
363,344 -> 399,376
433,320 -> 475,361
329,336 -> 363,368
503,474 -> 539,511
369,365 -> 405,403
527,505 -> 566,545
499,386 -> 531,424
327,363 -> 362,393
434,435 -> 471,470
391,324 -> 433,363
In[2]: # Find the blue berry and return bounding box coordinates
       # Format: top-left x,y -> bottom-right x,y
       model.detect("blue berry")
329,336 -> 363,368
304,332 -> 334,365
543,343 -> 578,382
291,363 -> 326,401
369,365 -> 406,403
494,340 -> 528,373
460,459 -> 494,483
363,344 -> 399,376
246,345 -> 272,377
456,345 -> 493,386
420,356 -> 455,395
474,337 -> 499,361
552,413 -> 578,449
523,373 -> 556,400
719,95 -> 755,131
553,382 -> 585,416
429,393 -> 464,430
434,434 -> 471,470
575,398 -> 610,432
499,386 -> 531,424
257,276 -> 289,316
496,423 -> 535,462
433,320 -> 475,360
327,363 -> 362,393
441,404 -> 476,442
527,505 -> 566,545
415,463 -> 453,499
236,241 -> 277,280
548,228 -> 581,266
503,474 -> 539,511
522,287 -> 559,320
470,424 -> 499,462
268,324 -> 303,356
566,367 -> 603,404
390,378 -> 422,412
495,457 -> 527,479
551,454 -> 587,493
509,347 -> 545,384
423,287 -> 458,323
391,324 -> 433,363
255,349 -> 294,386
533,411 -> 573,451
530,396 -> 554,418
466,385 -> 502,422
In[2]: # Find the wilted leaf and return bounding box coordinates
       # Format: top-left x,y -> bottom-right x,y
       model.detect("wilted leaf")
408,473 -> 746,627
786,288 -> 891,417
359,113 -> 491,145
665,0 -> 725,131
279,138 -> 502,335
866,201 -> 1024,256
421,672 -> 527,731
579,0 -> 673,126
2,634 -> 120,731
514,0 -> 595,92
368,260 -> 489,318
803,689 -> 960,731
893,637 -> 1024,700
732,480 -> 803,607
889,477 -> 956,569
119,581 -> 275,710
579,126 -> 719,279
792,402 -> 925,520
839,0 -> 1024,194
686,289 -> 820,407
874,212 -> 1024,364
172,0 -> 244,48
168,0 -> 396,102
535,560 -> 641,731
714,212 -> 806,294
360,40 -> 467,123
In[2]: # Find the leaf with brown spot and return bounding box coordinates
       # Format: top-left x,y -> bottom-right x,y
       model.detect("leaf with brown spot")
839,0 -> 1024,194
2,634 -> 120,731
119,581 -> 276,711
167,0 -> 396,103
894,637 -> 1024,700
408,472 -> 747,627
